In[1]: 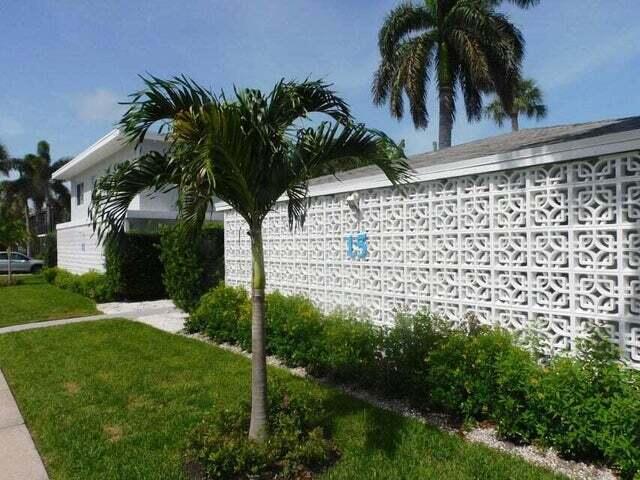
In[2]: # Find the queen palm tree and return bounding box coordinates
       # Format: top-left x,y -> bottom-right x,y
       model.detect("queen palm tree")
372,0 -> 539,149
89,75 -> 410,441
484,77 -> 547,131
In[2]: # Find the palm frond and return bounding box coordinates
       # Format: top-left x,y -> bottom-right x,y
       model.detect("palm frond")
89,151 -> 176,241
120,74 -> 216,144
378,2 -> 432,57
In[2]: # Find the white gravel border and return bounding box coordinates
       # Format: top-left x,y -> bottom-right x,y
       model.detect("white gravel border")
185,332 -> 617,480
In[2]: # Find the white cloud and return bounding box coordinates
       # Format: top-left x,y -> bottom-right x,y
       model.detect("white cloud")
0,114 -> 24,136
75,89 -> 125,122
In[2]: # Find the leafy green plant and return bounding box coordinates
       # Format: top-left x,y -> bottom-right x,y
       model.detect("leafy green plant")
187,284 -> 251,349
184,381 -> 338,480
159,223 -> 224,312
425,327 -> 519,420
47,267 -> 114,302
379,310 -> 449,401
266,292 -> 326,367
311,312 -> 382,386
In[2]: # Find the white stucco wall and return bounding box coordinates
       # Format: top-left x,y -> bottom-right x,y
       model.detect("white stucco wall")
224,151 -> 640,365
56,222 -> 105,274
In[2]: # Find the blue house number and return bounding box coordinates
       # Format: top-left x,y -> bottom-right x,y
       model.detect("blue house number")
345,232 -> 368,260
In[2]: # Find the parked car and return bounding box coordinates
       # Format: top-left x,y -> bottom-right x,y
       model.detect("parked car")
0,252 -> 44,273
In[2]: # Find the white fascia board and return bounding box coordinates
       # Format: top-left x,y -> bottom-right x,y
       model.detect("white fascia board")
52,130 -> 167,181
125,209 -> 179,220
215,129 -> 640,212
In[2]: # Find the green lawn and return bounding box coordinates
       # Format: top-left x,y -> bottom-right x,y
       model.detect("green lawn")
0,275 -> 98,328
0,320 -> 565,480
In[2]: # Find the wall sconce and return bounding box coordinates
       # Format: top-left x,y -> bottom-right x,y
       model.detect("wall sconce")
346,192 -> 360,212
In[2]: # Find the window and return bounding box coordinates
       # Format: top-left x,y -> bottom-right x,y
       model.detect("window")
76,182 -> 84,206
10,253 -> 27,261
0,253 -> 7,260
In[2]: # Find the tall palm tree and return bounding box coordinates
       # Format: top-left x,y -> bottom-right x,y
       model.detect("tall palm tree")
0,142 -> 11,175
484,77 -> 547,131
90,75 -> 410,441
7,142 -> 71,248
372,0 -> 539,149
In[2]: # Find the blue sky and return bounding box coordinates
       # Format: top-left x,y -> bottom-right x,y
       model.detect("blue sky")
1,0 -> 640,161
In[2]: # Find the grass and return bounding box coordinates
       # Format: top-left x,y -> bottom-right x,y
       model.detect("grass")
0,274 -> 98,328
0,320 -> 565,480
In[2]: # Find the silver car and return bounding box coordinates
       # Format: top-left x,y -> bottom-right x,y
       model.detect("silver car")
0,252 -> 44,274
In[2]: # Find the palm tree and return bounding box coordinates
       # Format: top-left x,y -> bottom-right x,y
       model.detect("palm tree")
0,195 -> 29,285
372,0 -> 539,149
89,75 -> 410,441
4,142 -> 71,253
0,142 -> 11,175
484,77 -> 547,131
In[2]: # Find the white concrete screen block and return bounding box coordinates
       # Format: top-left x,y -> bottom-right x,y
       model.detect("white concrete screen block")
224,124 -> 640,366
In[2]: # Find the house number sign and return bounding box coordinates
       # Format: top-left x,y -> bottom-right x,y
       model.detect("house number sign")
345,232 -> 368,260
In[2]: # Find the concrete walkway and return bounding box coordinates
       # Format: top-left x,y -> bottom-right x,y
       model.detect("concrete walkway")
0,370 -> 48,479
0,299 -> 187,336
0,299 -> 187,478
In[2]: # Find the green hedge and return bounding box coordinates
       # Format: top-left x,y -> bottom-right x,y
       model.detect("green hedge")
188,285 -> 640,478
42,267 -> 114,302
105,233 -> 165,301
159,223 -> 224,312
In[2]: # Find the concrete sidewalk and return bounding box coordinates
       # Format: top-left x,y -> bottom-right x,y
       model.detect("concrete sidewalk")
0,299 -> 187,336
0,370 -> 48,480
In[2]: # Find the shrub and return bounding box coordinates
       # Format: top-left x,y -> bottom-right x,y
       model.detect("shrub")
311,312 -> 382,385
41,233 -> 57,268
47,267 -> 114,302
266,292 -> 326,367
159,223 -> 224,312
184,381 -> 338,480
187,284 -> 251,349
42,266 -> 59,284
379,310 -> 449,401
105,233 -> 165,301
425,327 -> 522,420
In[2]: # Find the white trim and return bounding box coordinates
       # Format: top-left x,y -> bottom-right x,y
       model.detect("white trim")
215,128 -> 640,211
52,129 -> 167,180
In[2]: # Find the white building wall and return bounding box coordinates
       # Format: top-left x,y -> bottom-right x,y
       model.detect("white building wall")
225,151 -> 640,365
57,222 -> 105,274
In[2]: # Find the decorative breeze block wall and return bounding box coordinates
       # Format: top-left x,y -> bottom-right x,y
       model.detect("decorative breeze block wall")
224,152 -> 640,365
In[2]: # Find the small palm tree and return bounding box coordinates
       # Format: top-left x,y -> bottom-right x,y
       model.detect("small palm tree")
373,0 -> 539,149
90,75 -> 410,441
484,77 -> 547,131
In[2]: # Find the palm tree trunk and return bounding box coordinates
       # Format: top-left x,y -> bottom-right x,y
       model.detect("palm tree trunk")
438,83 -> 454,149
511,114 -> 520,132
248,224 -> 268,441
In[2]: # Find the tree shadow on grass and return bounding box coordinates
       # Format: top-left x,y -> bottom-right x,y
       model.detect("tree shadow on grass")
321,388 -> 408,459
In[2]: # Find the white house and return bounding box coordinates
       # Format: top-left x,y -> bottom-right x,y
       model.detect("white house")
222,116 -> 640,366
52,129 -> 220,274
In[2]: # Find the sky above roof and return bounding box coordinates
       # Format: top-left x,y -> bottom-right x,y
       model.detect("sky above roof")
1,0 -> 639,161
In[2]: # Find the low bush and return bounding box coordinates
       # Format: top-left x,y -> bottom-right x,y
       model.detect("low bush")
188,285 -> 640,477
311,312 -> 382,386
379,311 -> 449,401
266,292 -> 326,368
187,284 -> 251,350
159,223 -> 224,312
184,381 -> 338,480
44,267 -> 114,302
